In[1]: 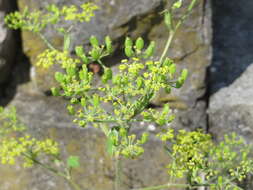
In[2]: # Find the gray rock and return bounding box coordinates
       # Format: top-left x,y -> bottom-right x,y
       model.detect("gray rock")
211,0 -> 253,94
209,63 -> 253,142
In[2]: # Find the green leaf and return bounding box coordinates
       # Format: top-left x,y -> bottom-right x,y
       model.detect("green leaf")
67,156 -> 80,168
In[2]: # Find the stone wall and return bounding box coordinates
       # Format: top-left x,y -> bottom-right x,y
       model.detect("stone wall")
0,0 -> 238,189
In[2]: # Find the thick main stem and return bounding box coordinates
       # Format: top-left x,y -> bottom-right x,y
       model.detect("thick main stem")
114,156 -> 121,190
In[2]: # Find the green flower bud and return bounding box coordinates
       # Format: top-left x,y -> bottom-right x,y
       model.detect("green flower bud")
75,46 -> 89,64
90,47 -> 100,60
55,72 -> 64,83
164,11 -> 172,30
181,69 -> 188,81
163,58 -> 172,66
51,87 -> 60,96
102,67 -> 112,83
169,63 -> 176,75
140,132 -> 149,144
93,94 -> 100,107
135,37 -> 144,51
67,105 -> 75,115
79,65 -> 88,81
119,128 -> 127,137
144,41 -> 155,58
125,37 -> 133,47
80,98 -> 86,107
105,36 -> 113,53
112,75 -> 121,85
136,77 -> 143,89
79,120 -> 86,127
175,69 -> 188,88
89,35 -> 99,47
172,0 -> 182,10
66,66 -> 76,76
125,46 -> 134,57
165,86 -> 171,93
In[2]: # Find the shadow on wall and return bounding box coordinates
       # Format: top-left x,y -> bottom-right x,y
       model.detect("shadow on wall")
209,0 -> 253,95
0,0 -> 31,107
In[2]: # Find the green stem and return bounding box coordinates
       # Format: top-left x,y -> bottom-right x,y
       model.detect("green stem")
159,0 -> 198,65
133,183 -> 190,190
159,31 -> 174,64
38,32 -> 57,50
114,156 -> 121,190
133,183 -> 211,190
67,178 -> 82,190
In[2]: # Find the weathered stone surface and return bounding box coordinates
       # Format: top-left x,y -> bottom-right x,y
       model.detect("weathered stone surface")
0,84 -> 171,190
0,1 -> 212,189
211,0 -> 253,94
208,64 -> 253,142
0,0 -> 17,84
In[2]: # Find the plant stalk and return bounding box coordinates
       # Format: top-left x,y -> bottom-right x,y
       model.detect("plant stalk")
114,156 -> 121,190
133,183 -> 211,190
38,32 -> 57,50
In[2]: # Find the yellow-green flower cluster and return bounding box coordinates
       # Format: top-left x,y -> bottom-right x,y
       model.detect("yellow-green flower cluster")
37,49 -> 80,69
0,107 -> 26,137
0,135 -> 59,167
106,128 -> 149,159
161,130 -> 253,188
62,3 -> 99,22
165,130 -> 213,178
5,3 -> 98,32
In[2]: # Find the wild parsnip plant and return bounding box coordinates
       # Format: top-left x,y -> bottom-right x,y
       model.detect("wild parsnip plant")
2,0 -> 253,190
